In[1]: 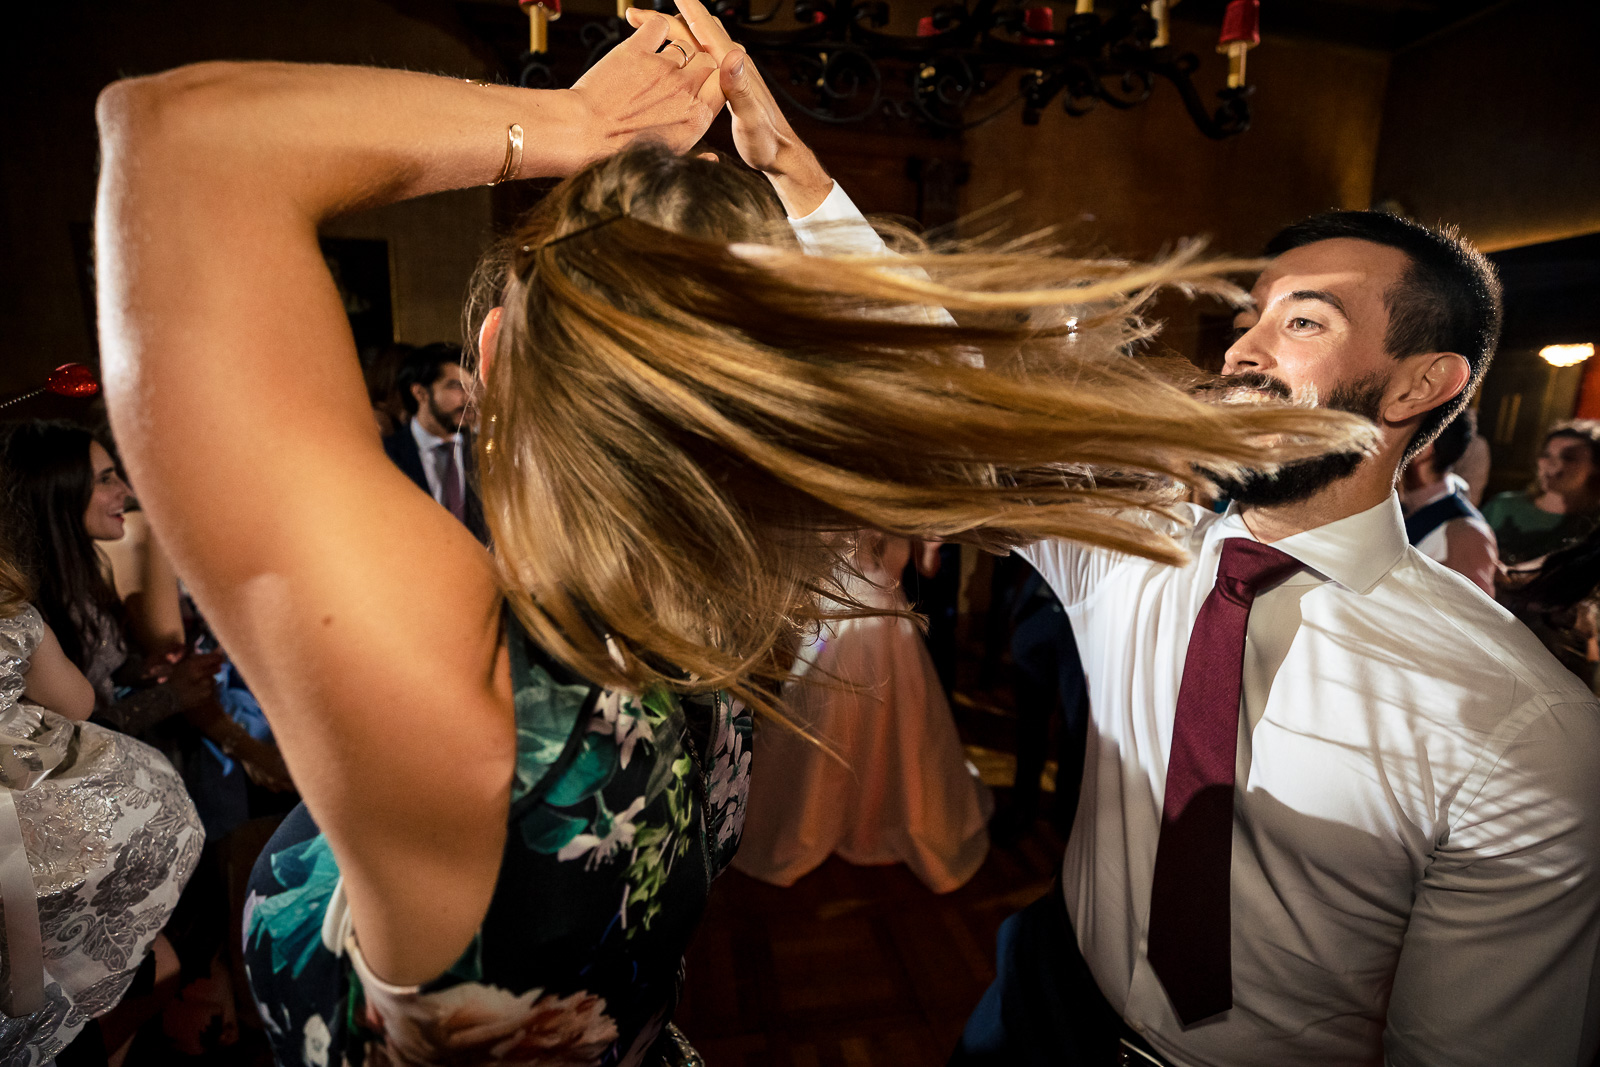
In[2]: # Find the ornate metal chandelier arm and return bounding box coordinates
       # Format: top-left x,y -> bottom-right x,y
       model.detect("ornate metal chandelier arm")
1150,54 -> 1253,139
1090,62 -> 1156,110
497,0 -> 1255,137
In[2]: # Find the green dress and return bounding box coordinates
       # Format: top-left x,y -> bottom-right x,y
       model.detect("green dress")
242,611 -> 751,1066
1481,492 -> 1600,565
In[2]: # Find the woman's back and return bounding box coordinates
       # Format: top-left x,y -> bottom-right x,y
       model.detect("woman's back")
243,612 -> 751,1064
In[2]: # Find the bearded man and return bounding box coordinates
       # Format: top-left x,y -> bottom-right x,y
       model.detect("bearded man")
953,212 -> 1600,1067
383,342 -> 487,543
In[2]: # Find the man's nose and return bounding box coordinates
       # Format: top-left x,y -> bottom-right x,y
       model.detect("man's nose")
1222,326 -> 1272,375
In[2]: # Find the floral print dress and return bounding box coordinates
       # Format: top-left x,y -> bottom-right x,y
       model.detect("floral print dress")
243,612 -> 752,1067
0,605 -> 203,1065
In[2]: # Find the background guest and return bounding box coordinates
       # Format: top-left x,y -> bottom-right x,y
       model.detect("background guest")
100,506 -> 184,658
363,341 -> 414,439
1400,407 -> 1498,595
987,553 -> 1089,844
0,469 -> 202,1065
1482,419 -> 1600,564
381,342 -> 488,542
734,531 -> 992,893
1,422 -> 217,734
1453,425 -> 1492,506
1498,518 -> 1600,689
0,421 -> 289,787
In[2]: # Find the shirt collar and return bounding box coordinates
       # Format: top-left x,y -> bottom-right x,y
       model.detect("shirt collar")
1213,494 -> 1408,595
409,416 -> 459,452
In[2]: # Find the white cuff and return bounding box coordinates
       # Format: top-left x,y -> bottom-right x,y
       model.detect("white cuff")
787,181 -> 889,257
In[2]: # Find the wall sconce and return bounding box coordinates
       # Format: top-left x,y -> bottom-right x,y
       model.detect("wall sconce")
1541,343 -> 1596,368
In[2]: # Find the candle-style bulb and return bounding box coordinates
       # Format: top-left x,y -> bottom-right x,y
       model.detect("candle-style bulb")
1150,0 -> 1170,47
519,0 -> 561,54
1216,0 -> 1259,88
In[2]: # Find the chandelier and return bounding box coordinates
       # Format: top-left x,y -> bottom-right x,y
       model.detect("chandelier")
509,0 -> 1260,137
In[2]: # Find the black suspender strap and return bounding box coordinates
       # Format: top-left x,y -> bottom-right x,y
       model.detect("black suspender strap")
1405,491 -> 1477,546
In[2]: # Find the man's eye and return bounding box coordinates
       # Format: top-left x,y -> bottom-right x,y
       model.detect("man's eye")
1288,317 -> 1320,330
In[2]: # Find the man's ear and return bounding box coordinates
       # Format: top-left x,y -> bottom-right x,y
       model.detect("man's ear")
1386,352 -> 1471,425
409,381 -> 430,409
477,307 -> 504,384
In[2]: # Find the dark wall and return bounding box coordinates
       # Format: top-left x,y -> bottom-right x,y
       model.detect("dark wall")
1,0 -> 498,395
1373,0 -> 1600,253
960,20 -> 1390,260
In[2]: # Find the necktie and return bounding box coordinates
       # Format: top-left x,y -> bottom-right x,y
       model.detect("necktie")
436,441 -> 465,522
1147,538 -> 1301,1026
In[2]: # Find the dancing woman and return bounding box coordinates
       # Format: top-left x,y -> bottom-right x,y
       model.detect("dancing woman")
94,7 -> 1366,1063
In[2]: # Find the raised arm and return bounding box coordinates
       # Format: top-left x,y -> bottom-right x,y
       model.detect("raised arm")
94,37 -> 719,986
23,621 -> 95,722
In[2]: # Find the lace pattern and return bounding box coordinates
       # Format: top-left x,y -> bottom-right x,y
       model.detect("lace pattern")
0,605 -> 203,1064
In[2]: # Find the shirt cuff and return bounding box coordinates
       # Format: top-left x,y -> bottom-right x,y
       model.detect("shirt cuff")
787,181 -> 888,257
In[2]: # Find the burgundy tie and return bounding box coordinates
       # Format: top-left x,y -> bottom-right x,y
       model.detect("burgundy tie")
437,441 -> 465,522
1147,538 -> 1301,1026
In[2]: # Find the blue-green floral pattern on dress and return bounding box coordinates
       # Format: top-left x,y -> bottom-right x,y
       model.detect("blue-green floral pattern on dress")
242,611 -> 752,1066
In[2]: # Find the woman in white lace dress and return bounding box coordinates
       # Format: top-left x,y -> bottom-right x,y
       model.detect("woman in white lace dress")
0,548 -> 202,1064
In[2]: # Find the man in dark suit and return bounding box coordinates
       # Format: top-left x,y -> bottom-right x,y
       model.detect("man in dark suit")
382,342 -> 488,543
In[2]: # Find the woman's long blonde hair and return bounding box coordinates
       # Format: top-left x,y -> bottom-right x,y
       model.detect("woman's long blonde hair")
473,144 -> 1371,718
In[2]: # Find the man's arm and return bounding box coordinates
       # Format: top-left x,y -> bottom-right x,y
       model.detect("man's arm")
1384,697 -> 1600,1066
1441,519 -> 1499,597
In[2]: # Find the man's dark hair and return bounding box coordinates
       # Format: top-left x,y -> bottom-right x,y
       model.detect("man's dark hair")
395,342 -> 464,417
1428,406 -> 1476,474
1265,211 -> 1502,461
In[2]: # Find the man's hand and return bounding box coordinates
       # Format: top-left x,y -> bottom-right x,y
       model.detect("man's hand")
627,0 -> 834,216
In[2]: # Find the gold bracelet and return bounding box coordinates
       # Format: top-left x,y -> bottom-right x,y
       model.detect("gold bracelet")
488,123 -> 525,186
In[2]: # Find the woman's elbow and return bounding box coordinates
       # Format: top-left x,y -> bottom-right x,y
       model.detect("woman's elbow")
95,62 -> 248,163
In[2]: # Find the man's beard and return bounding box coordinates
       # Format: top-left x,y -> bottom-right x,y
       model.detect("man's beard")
1209,371 -> 1387,508
429,394 -> 465,434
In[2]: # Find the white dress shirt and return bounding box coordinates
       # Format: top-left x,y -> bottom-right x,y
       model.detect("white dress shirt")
408,416 -> 463,506
1023,497 -> 1600,1067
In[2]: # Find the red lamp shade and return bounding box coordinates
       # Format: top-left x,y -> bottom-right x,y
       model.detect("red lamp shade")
917,15 -> 937,36
1218,0 -> 1259,46
45,363 -> 98,398
1023,6 -> 1054,33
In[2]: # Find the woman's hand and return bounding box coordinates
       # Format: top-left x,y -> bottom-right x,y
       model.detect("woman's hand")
626,0 -> 834,216
568,14 -> 724,166
163,651 -> 225,711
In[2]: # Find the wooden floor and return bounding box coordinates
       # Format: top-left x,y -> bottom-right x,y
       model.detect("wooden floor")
676,795 -> 1064,1067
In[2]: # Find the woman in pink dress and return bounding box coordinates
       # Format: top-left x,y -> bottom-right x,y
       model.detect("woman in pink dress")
736,532 -> 991,893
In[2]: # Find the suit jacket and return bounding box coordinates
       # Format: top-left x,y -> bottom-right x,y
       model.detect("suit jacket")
383,422 -> 489,544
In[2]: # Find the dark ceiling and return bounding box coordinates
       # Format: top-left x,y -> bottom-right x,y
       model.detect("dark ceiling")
446,0 -> 1518,55
1173,0 -> 1512,51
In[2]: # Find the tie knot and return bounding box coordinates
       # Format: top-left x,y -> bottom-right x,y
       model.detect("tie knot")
1215,538 -> 1301,594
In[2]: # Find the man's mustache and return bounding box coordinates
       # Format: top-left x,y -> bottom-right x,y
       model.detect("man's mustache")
1194,372 -> 1294,402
